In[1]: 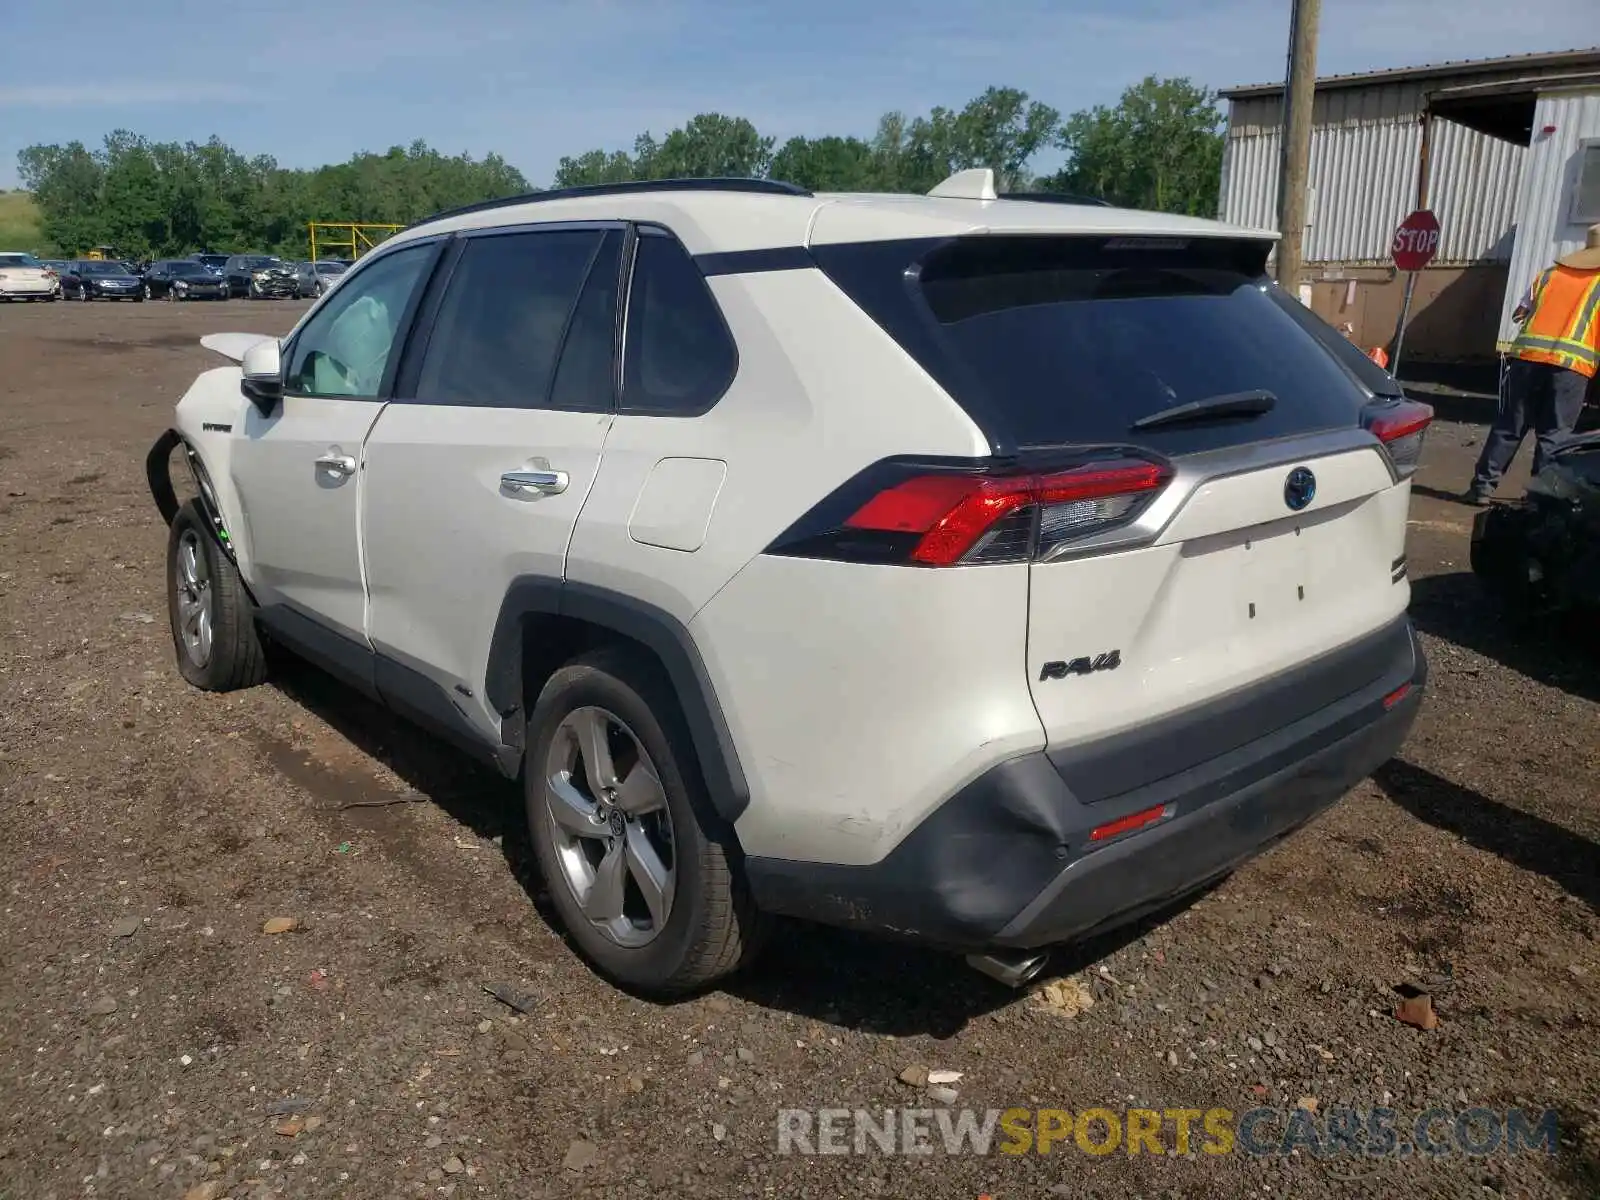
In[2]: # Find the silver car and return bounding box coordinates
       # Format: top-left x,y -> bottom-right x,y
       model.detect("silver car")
295,259 -> 348,298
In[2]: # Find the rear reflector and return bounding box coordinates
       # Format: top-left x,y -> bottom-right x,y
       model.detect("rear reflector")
1090,802 -> 1173,843
843,459 -> 1170,566
1382,683 -> 1413,710
1363,399 -> 1433,478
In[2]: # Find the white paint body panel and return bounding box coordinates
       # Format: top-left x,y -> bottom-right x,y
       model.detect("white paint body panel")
229,395 -> 386,642
694,555 -> 1044,866
361,403 -> 613,737
1027,454 -> 1411,752
564,268 -> 988,623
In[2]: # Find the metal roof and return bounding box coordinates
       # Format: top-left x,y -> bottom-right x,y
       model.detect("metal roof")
1220,47 -> 1600,100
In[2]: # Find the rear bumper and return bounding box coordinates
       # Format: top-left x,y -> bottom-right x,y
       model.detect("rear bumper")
745,616 -> 1426,951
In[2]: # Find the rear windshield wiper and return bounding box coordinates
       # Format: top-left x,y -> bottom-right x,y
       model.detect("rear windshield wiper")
1130,389 -> 1277,432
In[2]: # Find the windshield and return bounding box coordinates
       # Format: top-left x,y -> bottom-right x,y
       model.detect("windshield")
81,261 -> 130,276
171,262 -> 211,277
238,256 -> 278,269
0,253 -> 43,268
316,262 -> 347,274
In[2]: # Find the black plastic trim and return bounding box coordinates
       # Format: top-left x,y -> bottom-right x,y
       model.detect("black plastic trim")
145,428 -> 183,525
1048,616 -> 1415,804
256,603 -> 518,775
372,655 -> 521,775
256,604 -> 379,702
695,246 -> 816,276
483,578 -> 749,821
744,620 -> 1426,950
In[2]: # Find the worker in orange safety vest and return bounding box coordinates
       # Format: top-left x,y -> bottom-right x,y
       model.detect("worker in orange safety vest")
1465,223 -> 1600,504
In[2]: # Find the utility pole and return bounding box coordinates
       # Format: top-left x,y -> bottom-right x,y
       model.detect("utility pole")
1273,0 -> 1321,287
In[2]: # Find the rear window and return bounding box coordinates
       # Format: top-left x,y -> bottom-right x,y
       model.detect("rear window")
816,235 -> 1372,455
0,253 -> 41,268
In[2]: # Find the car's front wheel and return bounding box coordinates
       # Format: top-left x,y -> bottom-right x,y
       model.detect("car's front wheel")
525,649 -> 765,996
166,500 -> 267,691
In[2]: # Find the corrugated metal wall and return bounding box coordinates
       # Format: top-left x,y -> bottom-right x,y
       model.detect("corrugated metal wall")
1497,88 -> 1600,345
1222,82 -> 1524,265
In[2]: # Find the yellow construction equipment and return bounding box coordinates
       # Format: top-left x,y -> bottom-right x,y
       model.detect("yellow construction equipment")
307,222 -> 402,263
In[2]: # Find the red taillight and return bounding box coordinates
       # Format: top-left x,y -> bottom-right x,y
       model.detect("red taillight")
843,459 -> 1170,567
1382,682 -> 1413,710
1090,802 -> 1173,842
1363,399 -> 1433,478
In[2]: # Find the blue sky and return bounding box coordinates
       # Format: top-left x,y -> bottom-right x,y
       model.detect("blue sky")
2,0 -> 1594,190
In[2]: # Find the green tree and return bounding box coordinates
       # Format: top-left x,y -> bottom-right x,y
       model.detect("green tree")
768,135 -> 876,191
647,114 -> 774,179
1045,76 -> 1224,215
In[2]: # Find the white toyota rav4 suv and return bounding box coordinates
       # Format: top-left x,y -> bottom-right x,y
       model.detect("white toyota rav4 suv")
147,172 -> 1430,995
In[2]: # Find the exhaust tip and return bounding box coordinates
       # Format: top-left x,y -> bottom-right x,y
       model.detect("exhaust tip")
965,951 -> 1050,989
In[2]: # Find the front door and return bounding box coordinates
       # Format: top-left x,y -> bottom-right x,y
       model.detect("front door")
362,225 -> 624,741
228,240 -> 439,644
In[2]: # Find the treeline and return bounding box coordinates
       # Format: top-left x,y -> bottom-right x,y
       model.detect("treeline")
17,76 -> 1223,258
17,136 -> 528,257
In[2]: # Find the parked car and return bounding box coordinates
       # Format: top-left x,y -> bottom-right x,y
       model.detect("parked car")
191,253 -> 229,277
0,251 -> 61,300
40,258 -> 73,277
146,174 -> 1430,997
61,259 -> 143,301
144,259 -> 229,301
294,259 -> 347,298
222,255 -> 297,299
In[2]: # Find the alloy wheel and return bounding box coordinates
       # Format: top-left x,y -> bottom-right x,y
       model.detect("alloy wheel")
543,706 -> 676,949
173,529 -> 213,668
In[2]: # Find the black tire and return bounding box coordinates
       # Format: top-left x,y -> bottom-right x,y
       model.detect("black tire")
524,647 -> 765,996
165,500 -> 267,692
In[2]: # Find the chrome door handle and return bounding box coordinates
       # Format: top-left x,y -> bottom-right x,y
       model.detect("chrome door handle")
501,469 -> 569,495
314,453 -> 357,477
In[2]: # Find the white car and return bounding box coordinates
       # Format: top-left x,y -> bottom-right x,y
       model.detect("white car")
0,252 -> 60,300
146,172 -> 1430,995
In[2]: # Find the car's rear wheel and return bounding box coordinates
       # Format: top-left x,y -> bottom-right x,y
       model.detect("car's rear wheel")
166,500 -> 267,692
525,649 -> 765,996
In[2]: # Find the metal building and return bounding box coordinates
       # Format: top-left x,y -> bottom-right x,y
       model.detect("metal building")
1219,48 -> 1600,362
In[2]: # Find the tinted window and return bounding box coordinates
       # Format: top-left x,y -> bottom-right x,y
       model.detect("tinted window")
285,243 -> 435,398
621,229 -> 737,415
414,228 -> 609,409
818,235 -> 1370,456
0,253 -> 41,268
551,231 -> 622,410
170,262 -> 211,277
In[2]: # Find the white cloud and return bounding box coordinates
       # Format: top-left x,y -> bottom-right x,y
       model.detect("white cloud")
0,83 -> 253,108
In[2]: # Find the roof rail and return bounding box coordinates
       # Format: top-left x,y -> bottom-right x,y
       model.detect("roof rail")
998,190 -> 1113,208
408,177 -> 814,230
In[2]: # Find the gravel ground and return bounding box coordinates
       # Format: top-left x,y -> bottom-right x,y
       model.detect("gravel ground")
1,299 -> 1598,1200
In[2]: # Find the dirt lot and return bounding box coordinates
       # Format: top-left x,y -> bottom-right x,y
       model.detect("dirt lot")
1,298 -> 1598,1200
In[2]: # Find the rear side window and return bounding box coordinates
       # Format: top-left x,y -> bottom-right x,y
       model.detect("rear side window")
819,235 -> 1371,455
621,228 -> 737,415
415,228 -> 612,410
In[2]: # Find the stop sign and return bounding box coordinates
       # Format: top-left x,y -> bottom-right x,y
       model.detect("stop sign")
1391,209 -> 1441,272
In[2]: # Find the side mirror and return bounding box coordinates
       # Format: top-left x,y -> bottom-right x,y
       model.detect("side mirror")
240,338 -> 284,414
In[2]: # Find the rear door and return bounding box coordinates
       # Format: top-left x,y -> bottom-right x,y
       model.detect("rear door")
360,223 -> 624,742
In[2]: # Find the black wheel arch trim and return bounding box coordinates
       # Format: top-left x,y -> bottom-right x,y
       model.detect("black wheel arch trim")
485,578 -> 750,823
146,428 -> 238,568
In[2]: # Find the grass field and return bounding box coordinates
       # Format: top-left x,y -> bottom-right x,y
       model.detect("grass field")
0,192 -> 45,252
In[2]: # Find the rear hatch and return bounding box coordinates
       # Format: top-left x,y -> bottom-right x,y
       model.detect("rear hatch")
813,232 -> 1427,784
